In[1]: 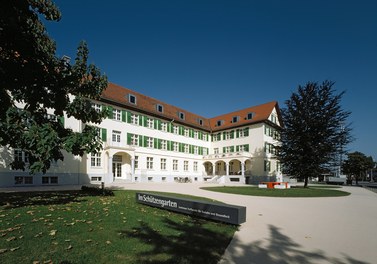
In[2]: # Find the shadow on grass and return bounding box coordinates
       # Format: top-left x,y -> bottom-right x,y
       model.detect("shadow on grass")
221,224 -> 370,264
0,187 -> 113,209
119,217 -> 235,264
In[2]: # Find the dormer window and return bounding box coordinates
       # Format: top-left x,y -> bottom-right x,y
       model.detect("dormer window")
129,94 -> 137,104
216,120 -> 224,127
198,119 -> 203,126
232,116 -> 239,123
179,112 -> 185,120
246,112 -> 254,120
156,104 -> 164,113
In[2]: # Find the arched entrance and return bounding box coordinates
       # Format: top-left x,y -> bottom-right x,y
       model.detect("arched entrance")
203,161 -> 213,176
109,151 -> 133,181
215,160 -> 226,176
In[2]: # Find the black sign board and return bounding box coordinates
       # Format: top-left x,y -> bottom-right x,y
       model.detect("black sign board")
136,192 -> 246,225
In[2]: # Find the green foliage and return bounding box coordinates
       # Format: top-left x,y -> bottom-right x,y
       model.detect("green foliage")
342,151 -> 375,182
278,81 -> 352,187
0,190 -> 236,263
0,0 -> 108,173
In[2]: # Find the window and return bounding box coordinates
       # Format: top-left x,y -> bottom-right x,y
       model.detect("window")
184,161 -> 188,171
91,152 -> 101,167
15,176 -> 33,185
147,118 -> 154,129
203,134 -> 207,141
14,149 -> 29,164
93,103 -> 102,113
129,94 -> 137,104
184,128 -> 189,137
131,134 -> 139,146
203,148 -> 208,155
161,140 -> 167,150
113,109 -> 121,121
194,146 -> 199,155
179,112 -> 185,120
131,113 -> 139,125
147,157 -> 153,169
161,158 -> 166,170
232,116 -> 239,123
173,142 -> 179,152
161,122 -> 167,132
270,114 -> 277,123
264,160 -> 271,172
134,156 -> 139,169
214,148 -> 219,154
173,126 -> 179,134
146,137 -> 153,148
193,162 -> 198,172
216,120 -> 224,127
184,144 -> 189,153
224,146 -> 232,153
194,131 -> 198,139
173,160 -> 178,171
42,176 -> 58,184
91,176 -> 102,182
247,112 -> 254,120
198,119 -> 203,126
112,131 -> 121,142
213,133 -> 221,142
224,132 -> 231,140
156,104 -> 164,113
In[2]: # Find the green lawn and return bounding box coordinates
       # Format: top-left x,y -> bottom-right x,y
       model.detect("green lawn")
0,189 -> 237,264
201,186 -> 350,197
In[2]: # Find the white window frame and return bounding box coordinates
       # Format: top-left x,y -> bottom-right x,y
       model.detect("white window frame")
131,134 -> 139,146
93,103 -> 102,113
184,144 -> 189,153
193,161 -> 198,172
147,118 -> 154,129
134,156 -> 139,169
112,130 -> 121,142
194,146 -> 199,155
147,157 -> 153,170
129,94 -> 137,104
147,137 -> 153,148
173,142 -> 179,152
161,122 -> 167,132
91,152 -> 101,167
161,158 -> 166,170
184,161 -> 189,171
161,140 -> 167,150
113,109 -> 121,121
173,126 -> 179,134
131,113 -> 139,125
173,159 -> 178,171
214,148 -> 219,154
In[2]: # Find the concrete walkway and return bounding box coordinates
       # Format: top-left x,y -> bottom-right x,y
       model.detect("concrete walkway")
107,182 -> 377,264
1,183 -> 376,263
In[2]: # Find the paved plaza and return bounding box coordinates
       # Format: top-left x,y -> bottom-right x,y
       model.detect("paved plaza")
1,183 -> 376,264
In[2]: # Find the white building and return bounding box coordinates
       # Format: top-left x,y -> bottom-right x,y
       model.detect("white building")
0,82 -> 282,187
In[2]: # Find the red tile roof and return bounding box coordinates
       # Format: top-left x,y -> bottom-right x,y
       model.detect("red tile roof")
101,82 -> 281,132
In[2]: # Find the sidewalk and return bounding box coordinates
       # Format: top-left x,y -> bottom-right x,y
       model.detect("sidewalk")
1,183 -> 376,263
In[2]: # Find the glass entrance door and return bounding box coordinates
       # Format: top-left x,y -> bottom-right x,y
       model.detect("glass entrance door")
112,155 -> 122,178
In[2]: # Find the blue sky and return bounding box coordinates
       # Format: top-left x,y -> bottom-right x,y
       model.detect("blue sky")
47,0 -> 377,160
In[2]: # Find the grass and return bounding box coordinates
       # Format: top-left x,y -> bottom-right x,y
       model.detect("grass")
201,186 -> 350,197
0,189 -> 237,264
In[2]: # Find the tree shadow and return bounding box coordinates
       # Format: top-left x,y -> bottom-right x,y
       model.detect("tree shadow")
118,217 -> 235,264
0,188 -> 112,209
220,224 -> 370,264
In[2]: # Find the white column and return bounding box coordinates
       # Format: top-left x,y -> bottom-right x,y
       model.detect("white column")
131,158 -> 135,182
226,162 -> 229,176
107,155 -> 113,184
241,162 -> 245,176
212,162 -> 216,176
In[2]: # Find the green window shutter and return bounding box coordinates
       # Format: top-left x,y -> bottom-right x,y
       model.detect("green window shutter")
236,129 -> 240,138
139,135 -> 143,147
244,144 -> 249,152
127,133 -> 132,145
222,132 -> 226,140
236,145 -> 240,152
190,145 -> 193,154
198,132 -> 203,140
101,128 -> 107,142
107,106 -> 113,119
179,143 -> 183,152
143,116 -> 147,127
217,134 -> 221,141
179,126 -> 184,135
230,146 -> 235,152
198,147 -> 203,155
121,110 -> 126,122
158,139 -> 162,149
189,129 -> 194,138
211,134 -> 213,142
154,138 -> 158,148
167,140 -> 172,151
244,127 -> 249,137
154,119 -> 158,129
139,115 -> 143,126
126,111 -> 131,123
223,147 -> 226,153
168,123 -> 172,133
143,136 -> 148,147
230,130 -> 234,139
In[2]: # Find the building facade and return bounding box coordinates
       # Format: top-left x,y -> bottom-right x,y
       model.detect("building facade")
0,83 -> 282,187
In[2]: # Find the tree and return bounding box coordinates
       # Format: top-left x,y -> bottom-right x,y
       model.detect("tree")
342,152 -> 375,185
278,81 -> 352,187
0,0 -> 108,173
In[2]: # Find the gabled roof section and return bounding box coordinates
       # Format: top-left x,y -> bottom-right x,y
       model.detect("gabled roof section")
100,82 -> 282,132
209,101 -> 281,132
101,82 -> 211,130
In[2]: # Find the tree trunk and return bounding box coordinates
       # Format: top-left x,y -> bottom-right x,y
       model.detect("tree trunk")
304,177 -> 309,188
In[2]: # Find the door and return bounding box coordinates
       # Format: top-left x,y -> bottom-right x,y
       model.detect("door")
112,155 -> 122,179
